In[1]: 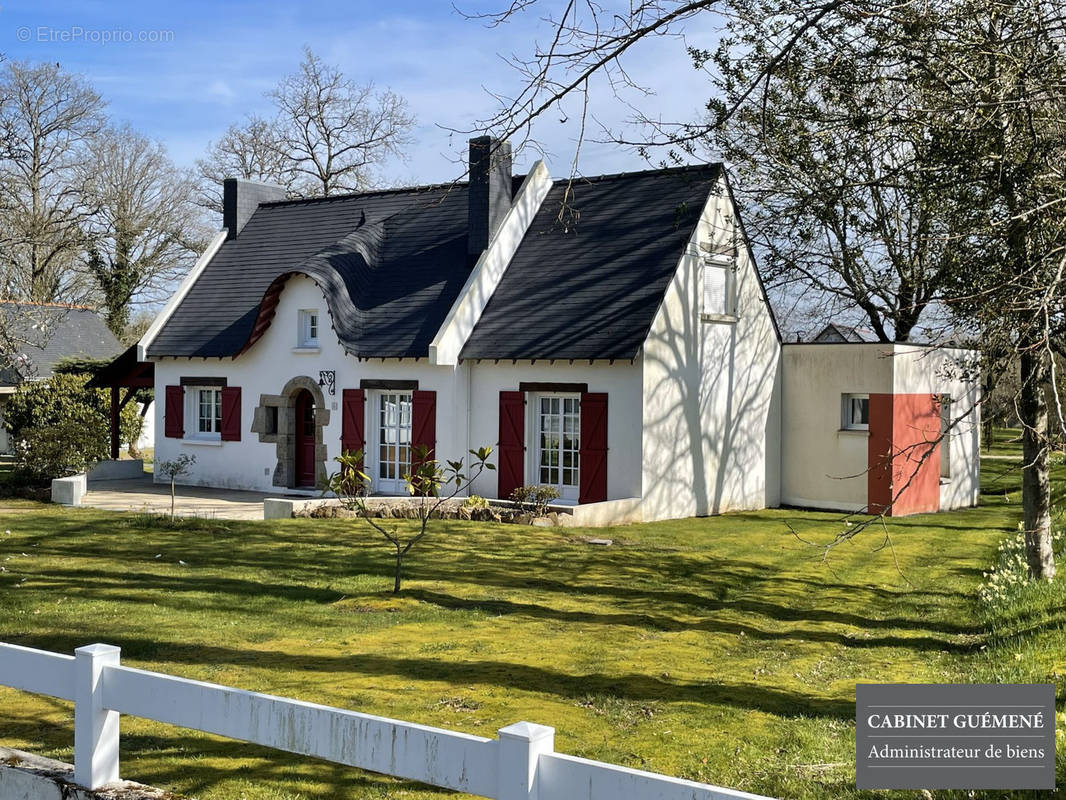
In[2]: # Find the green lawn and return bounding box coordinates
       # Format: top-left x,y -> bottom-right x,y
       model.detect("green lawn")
0,446 -> 1062,799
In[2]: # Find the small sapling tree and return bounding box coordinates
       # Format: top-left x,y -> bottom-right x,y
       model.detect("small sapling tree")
323,445 -> 494,593
156,454 -> 196,518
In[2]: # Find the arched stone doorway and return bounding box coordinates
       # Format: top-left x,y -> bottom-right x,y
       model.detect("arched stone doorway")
251,376 -> 330,489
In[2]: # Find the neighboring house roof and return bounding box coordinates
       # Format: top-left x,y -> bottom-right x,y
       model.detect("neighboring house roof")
461,164 -> 722,361
812,323 -> 879,344
147,163 -> 727,361
0,302 -> 121,386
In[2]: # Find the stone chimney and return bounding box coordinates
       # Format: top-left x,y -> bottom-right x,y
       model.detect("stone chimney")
467,136 -> 513,256
223,178 -> 287,239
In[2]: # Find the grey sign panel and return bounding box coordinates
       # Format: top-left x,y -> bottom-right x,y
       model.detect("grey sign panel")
856,684 -> 1055,790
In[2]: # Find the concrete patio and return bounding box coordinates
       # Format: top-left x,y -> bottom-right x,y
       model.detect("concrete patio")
82,473 -> 300,520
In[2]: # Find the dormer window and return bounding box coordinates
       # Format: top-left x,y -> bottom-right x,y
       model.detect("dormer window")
298,309 -> 319,348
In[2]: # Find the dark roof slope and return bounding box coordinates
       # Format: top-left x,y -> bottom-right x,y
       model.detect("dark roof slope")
813,323 -> 878,343
148,180 -> 525,359
148,166 -> 724,361
460,164 -> 723,361
0,303 -> 121,385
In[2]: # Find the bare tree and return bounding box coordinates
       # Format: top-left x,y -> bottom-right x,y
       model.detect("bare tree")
195,115 -> 296,212
0,60 -> 105,303
707,3 -> 960,342
198,48 -> 415,201
465,1 -> 844,159
270,48 -> 414,196
82,124 -> 209,336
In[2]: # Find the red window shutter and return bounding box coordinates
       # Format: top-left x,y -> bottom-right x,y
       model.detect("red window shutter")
341,389 -> 366,464
579,392 -> 608,504
164,385 -> 184,439
411,390 -> 437,468
498,391 -> 525,499
220,387 -> 241,441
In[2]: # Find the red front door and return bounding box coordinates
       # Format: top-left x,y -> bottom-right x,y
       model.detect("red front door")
294,389 -> 316,487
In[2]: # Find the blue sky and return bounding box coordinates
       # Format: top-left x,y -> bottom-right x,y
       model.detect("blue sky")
0,0 -> 722,186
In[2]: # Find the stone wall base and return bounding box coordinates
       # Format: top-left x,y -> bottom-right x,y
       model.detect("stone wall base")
0,748 -> 176,800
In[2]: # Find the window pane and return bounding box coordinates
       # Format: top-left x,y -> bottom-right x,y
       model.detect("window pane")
703,265 -> 728,314
854,398 -> 869,424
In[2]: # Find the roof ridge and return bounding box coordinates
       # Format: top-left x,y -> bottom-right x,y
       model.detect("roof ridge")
554,161 -> 722,186
259,179 -> 470,208
258,162 -> 723,208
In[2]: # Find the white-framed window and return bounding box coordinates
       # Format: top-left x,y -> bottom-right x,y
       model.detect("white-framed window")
939,394 -> 952,479
532,394 -> 580,503
186,386 -> 222,440
372,391 -> 412,493
298,309 -> 319,347
841,394 -> 870,431
702,254 -> 736,318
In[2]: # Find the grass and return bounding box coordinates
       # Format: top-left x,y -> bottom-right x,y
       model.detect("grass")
0,438 -> 1062,799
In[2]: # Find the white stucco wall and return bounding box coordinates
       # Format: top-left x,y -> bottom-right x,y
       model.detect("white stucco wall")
640,183 -> 782,522
465,360 -> 643,502
780,344 -> 894,512
154,276 -> 465,492
153,275 -> 645,501
780,343 -> 980,513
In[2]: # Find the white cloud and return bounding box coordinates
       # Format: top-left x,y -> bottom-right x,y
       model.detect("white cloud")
206,79 -> 236,102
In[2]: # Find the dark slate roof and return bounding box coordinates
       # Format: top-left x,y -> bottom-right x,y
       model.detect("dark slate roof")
0,303 -> 121,386
149,165 -> 725,361
460,165 -> 723,361
812,323 -> 879,343
148,179 -> 520,359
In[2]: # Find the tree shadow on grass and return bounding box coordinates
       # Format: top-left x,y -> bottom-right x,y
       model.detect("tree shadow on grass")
1,632 -> 874,720
402,589 -> 980,652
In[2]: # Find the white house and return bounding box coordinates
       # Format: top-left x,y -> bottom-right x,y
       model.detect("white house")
135,138 -> 980,522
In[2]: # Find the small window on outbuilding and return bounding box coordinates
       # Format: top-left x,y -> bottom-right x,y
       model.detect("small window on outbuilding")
842,394 -> 870,431
702,254 -> 736,319
298,309 -> 319,348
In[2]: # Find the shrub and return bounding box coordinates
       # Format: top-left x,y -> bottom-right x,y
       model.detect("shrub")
15,419 -> 106,478
510,484 -> 560,517
5,372 -> 142,477
462,495 -> 489,510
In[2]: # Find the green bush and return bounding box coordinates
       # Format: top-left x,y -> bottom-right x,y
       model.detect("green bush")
15,420 -> 106,478
462,495 -> 490,509
4,372 -> 142,478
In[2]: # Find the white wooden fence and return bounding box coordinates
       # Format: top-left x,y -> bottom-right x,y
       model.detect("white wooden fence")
0,641 -> 772,800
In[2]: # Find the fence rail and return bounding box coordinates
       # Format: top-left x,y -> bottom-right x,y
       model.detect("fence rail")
0,641 -> 772,800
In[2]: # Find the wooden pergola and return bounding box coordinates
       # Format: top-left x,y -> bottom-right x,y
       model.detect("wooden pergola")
86,345 -> 154,460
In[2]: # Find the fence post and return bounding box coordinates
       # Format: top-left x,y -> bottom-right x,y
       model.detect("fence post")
497,721 -> 554,800
74,643 -> 121,789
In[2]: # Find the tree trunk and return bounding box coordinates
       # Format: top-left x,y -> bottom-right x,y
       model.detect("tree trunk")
1019,349 -> 1056,580
393,550 -> 403,594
